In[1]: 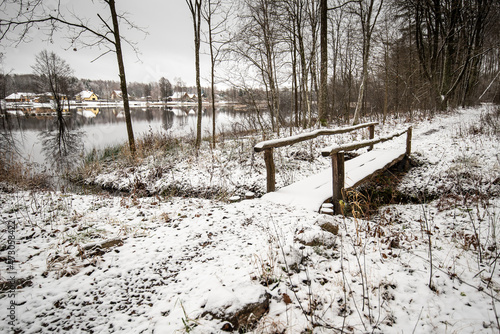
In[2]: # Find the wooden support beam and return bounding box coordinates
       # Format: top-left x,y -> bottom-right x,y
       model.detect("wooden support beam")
264,148 -> 276,192
368,124 -> 375,151
406,126 -> 412,156
331,151 -> 345,214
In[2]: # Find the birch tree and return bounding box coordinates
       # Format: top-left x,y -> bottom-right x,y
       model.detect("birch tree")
230,0 -> 283,134
351,0 -> 383,125
203,0 -> 231,147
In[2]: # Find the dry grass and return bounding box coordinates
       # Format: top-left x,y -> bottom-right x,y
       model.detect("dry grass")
0,156 -> 51,191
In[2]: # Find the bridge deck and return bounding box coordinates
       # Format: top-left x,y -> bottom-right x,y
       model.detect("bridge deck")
261,148 -> 406,212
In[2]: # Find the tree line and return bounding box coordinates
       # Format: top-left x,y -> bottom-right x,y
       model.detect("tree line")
2,0 -> 500,154
220,0 -> 500,127
1,71 -> 175,102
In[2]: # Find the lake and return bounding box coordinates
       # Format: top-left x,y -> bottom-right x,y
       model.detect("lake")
1,105 -> 257,169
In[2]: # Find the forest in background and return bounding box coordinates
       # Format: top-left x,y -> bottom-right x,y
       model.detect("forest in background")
1,0 -> 499,128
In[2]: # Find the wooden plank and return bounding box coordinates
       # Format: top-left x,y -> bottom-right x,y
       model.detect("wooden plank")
261,168 -> 333,212
254,122 -> 378,152
344,150 -> 406,189
261,148 -> 406,212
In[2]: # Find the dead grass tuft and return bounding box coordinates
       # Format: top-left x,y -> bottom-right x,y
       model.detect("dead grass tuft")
0,155 -> 51,191
468,105 -> 500,136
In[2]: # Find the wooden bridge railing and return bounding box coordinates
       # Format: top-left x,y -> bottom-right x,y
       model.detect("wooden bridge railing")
254,122 -> 378,193
321,126 -> 412,213
320,126 -> 412,157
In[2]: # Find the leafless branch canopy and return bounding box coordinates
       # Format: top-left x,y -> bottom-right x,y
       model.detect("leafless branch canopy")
0,0 -> 147,61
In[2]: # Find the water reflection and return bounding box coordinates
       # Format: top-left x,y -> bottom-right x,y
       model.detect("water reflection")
162,108 -> 174,131
0,106 -> 18,165
4,105 -> 253,168
38,111 -> 83,172
77,108 -> 98,118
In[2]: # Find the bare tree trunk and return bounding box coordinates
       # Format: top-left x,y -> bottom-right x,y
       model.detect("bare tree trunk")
108,0 -> 135,154
292,43 -> 299,127
319,0 -> 328,125
209,33 -> 216,148
352,0 -> 383,125
195,3 -> 203,148
186,0 -> 203,148
352,75 -> 366,125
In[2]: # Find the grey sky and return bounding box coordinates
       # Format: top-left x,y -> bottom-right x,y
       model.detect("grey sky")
1,0 -> 210,86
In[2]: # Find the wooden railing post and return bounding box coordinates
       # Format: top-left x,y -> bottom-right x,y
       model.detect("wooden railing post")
331,151 -> 345,214
264,148 -> 275,192
406,126 -> 412,157
368,124 -> 375,151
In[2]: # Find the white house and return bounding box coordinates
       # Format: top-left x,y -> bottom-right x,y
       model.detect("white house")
4,93 -> 35,103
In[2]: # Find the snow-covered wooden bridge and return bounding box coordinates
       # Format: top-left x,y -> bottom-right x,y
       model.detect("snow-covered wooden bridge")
254,123 -> 412,214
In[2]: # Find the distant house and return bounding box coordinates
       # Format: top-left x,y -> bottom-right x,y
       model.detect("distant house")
110,90 -> 132,101
110,90 -> 121,100
169,92 -> 196,102
76,90 -> 99,102
34,92 -> 68,103
170,92 -> 188,101
5,93 -> 34,103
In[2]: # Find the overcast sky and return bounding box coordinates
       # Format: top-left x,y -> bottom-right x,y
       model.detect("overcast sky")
1,0 -> 211,86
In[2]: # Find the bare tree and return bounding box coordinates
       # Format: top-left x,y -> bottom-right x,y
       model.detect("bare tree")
0,0 -> 145,154
306,0 -> 320,126
323,0 -> 359,123
32,50 -> 72,114
283,0 -> 320,128
318,0 -> 328,124
280,0 -> 305,127
202,0 -> 231,147
352,0 -> 384,125
330,7 -> 360,123
174,77 -> 187,93
159,77 -> 173,101
0,52 -> 16,167
394,0 -> 495,110
32,50 -> 83,170
0,53 -> 6,100
294,0 -> 313,128
230,0 -> 284,135
186,0 -> 204,148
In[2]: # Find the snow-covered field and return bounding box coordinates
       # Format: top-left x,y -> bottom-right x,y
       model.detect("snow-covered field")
1,106 -> 499,333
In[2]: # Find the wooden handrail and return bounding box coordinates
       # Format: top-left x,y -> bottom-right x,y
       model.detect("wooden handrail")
321,126 -> 412,157
254,122 -> 378,152
326,126 -> 412,214
254,122 -> 378,193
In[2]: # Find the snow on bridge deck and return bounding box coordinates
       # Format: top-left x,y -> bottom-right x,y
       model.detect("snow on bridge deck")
261,148 -> 406,212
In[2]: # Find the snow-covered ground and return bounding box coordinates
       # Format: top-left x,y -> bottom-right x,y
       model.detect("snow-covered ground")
1,106 -> 499,333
